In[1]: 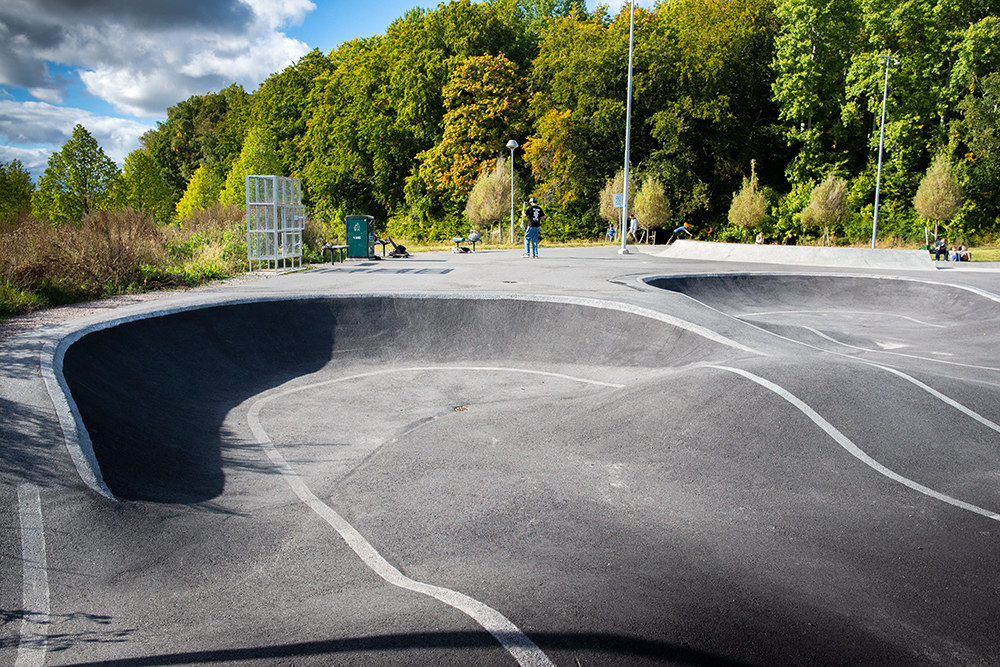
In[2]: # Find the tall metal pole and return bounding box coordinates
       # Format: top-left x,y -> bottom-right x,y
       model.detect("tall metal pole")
619,0 -> 635,255
506,139 -> 518,246
871,55 -> 897,249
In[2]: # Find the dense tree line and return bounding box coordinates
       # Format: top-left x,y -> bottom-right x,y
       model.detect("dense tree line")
5,0 -> 999,246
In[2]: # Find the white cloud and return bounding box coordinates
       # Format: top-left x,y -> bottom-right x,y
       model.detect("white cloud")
0,100 -> 154,178
0,145 -> 50,178
1,0 -> 313,119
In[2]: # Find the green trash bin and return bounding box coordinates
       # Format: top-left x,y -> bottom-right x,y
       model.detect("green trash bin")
346,215 -> 375,259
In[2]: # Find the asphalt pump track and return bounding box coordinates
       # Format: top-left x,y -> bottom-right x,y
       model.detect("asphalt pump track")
4,251 -> 1000,667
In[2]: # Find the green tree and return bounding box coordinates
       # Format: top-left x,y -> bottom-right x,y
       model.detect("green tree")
115,149 -> 173,222
140,84 -> 249,202
0,159 -> 34,219
250,49 -> 333,178
771,0 -> 863,182
32,124 -> 120,223
221,126 -> 283,208
839,0 -> 997,239
645,0 -> 785,226
175,164 -> 225,220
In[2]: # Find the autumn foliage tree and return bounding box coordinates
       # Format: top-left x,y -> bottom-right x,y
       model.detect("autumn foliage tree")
415,54 -> 528,213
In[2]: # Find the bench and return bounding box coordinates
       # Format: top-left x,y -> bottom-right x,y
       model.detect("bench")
322,244 -> 348,264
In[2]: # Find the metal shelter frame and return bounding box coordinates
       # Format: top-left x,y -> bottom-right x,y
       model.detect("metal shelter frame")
246,175 -> 305,271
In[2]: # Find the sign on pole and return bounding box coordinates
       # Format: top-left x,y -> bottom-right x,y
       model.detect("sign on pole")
613,192 -> 625,209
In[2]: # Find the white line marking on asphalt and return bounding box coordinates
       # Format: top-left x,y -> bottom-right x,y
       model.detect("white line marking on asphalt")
871,364 -> 1000,435
16,484 -> 50,667
247,366 -> 573,667
517,293 -> 763,355
737,309 -> 947,328
706,365 -> 1000,522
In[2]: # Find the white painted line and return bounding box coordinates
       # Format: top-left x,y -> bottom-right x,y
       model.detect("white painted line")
795,326 -> 1000,374
871,364 -> 1000,435
516,293 -> 763,355
247,367 -> 569,667
706,365 -> 1000,522
737,309 -> 946,328
16,484 -> 50,667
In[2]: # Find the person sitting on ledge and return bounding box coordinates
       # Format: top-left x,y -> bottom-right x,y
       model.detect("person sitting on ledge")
933,237 -> 947,260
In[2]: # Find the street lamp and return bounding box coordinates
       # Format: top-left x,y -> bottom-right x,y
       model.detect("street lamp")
506,139 -> 518,246
871,55 -> 899,249
619,0 -> 636,255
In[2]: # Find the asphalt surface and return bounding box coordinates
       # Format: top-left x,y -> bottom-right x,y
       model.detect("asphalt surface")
3,244 -> 1000,667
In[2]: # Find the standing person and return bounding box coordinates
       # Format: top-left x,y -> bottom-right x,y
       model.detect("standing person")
522,196 -> 544,257
628,214 -> 638,242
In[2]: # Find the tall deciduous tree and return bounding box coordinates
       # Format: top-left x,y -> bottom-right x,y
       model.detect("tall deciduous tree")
415,53 -> 528,212
0,160 -> 34,219
115,150 -> 173,222
221,126 -> 282,208
771,0 -> 862,182
32,124 -> 120,223
175,164 -> 224,220
140,85 -> 248,202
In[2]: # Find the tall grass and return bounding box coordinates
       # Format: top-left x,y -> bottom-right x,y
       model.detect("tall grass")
1,205 -> 248,316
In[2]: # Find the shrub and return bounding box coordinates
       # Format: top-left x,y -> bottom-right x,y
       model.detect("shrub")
728,160 -> 766,242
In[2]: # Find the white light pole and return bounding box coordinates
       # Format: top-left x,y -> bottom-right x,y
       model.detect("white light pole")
506,139 -> 518,246
619,0 -> 636,255
871,55 -> 899,249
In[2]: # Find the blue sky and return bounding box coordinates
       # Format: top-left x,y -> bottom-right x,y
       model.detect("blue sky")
0,0 -> 638,180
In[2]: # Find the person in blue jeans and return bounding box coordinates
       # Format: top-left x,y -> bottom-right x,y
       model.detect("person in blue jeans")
522,196 -> 544,257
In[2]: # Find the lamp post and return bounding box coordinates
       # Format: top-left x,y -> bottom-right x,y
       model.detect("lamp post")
871,55 -> 899,249
619,0 -> 636,255
506,139 -> 518,246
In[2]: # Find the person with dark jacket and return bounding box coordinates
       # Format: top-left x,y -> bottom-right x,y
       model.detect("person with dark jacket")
522,196 -> 544,257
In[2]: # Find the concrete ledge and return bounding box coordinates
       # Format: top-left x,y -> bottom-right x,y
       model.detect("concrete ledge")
648,239 -> 935,270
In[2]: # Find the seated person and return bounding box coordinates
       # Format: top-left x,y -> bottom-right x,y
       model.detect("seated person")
959,245 -> 971,261
933,237 -> 947,260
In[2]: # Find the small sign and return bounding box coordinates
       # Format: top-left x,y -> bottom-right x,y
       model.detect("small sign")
613,193 -> 624,208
